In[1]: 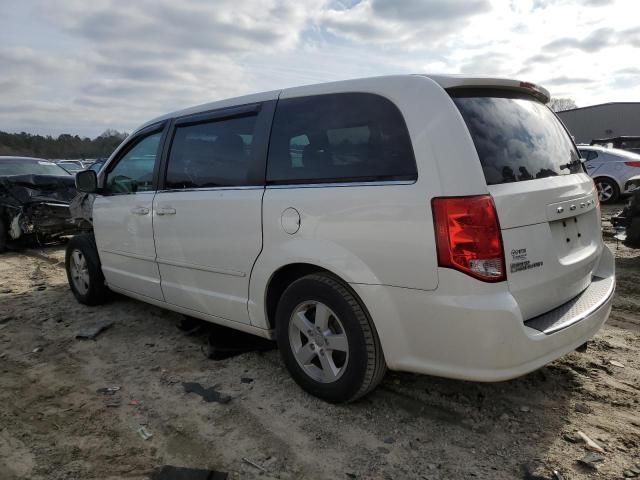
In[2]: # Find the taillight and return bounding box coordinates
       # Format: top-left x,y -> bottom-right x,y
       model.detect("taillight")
624,161 -> 640,167
432,195 -> 506,282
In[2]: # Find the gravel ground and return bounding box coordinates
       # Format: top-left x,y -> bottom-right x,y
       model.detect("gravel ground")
0,207 -> 638,479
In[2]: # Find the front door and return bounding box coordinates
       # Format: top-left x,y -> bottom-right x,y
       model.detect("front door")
93,125 -> 166,301
153,103 -> 273,323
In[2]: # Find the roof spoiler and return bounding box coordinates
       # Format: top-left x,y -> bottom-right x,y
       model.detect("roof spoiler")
423,75 -> 551,104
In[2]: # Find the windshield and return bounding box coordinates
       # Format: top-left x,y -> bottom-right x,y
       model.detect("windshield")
59,163 -> 84,173
0,158 -> 71,176
451,91 -> 582,185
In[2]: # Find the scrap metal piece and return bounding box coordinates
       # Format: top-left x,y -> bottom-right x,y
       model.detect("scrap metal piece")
242,457 -> 267,473
76,320 -> 114,340
137,426 -> 153,441
182,382 -> 231,404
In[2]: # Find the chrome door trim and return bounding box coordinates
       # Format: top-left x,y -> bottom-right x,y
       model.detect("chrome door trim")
266,180 -> 416,190
155,257 -> 246,277
100,248 -> 157,263
156,185 -> 264,194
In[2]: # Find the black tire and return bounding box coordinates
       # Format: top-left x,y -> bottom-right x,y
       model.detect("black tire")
0,218 -> 6,254
276,273 -> 386,403
595,177 -> 620,204
65,233 -> 110,305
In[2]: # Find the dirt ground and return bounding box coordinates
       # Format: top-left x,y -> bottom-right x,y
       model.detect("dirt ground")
1,206 -> 639,480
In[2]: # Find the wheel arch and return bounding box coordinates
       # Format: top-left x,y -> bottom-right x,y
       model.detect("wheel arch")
264,263 -> 346,331
593,175 -> 623,192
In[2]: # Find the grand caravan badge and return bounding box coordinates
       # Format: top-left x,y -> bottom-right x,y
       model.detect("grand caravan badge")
509,248 -> 543,273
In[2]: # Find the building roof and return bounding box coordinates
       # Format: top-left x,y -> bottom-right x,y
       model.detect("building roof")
558,102 -> 640,114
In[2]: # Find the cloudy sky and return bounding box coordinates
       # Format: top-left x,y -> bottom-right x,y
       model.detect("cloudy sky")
1,0 -> 638,137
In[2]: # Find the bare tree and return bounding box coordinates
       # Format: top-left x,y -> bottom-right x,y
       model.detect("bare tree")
548,98 -> 577,112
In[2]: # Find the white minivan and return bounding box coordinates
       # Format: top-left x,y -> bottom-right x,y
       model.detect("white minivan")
68,75 -> 615,402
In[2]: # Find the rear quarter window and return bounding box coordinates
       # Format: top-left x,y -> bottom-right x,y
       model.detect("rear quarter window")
451,91 -> 581,185
267,92 -> 417,184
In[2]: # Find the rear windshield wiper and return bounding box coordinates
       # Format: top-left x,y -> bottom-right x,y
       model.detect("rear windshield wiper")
559,159 -> 582,171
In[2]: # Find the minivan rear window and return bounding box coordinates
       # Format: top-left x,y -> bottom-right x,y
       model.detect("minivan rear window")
267,93 -> 417,184
451,91 -> 582,185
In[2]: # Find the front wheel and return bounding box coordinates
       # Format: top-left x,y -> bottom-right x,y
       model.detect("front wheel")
276,273 -> 386,403
595,177 -> 620,204
65,234 -> 110,305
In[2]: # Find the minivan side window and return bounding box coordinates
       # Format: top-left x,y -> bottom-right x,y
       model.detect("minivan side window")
267,93 -> 417,184
105,131 -> 162,194
165,114 -> 258,189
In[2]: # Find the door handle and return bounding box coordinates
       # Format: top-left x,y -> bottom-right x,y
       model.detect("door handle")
156,207 -> 176,216
130,206 -> 150,215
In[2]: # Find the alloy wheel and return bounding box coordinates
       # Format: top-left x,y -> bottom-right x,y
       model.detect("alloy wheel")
70,249 -> 90,295
288,301 -> 349,383
596,181 -> 614,202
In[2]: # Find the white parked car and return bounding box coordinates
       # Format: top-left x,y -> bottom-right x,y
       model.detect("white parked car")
577,145 -> 640,203
68,75 -> 615,402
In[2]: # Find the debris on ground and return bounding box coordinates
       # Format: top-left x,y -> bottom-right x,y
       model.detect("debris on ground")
0,232 -> 638,479
182,382 -> 231,404
574,403 -> 592,414
96,386 -> 120,395
206,324 -> 275,360
576,431 -> 606,453
522,460 -> 550,479
151,465 -> 229,480
552,469 -> 565,480
137,426 -> 153,441
609,360 -> 625,368
241,457 -> 267,472
563,432 -> 581,444
31,346 -> 43,353
577,452 -> 605,470
76,320 -> 114,340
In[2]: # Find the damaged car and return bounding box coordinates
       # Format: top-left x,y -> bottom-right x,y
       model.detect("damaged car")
0,156 -> 80,252
611,176 -> 640,248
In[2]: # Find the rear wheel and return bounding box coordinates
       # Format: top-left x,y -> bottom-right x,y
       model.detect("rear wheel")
65,234 -> 110,305
276,273 -> 386,403
595,177 -> 620,204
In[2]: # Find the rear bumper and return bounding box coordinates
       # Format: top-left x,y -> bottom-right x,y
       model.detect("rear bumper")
351,245 -> 615,382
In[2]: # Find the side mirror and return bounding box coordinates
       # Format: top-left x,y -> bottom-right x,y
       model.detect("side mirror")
76,170 -> 98,193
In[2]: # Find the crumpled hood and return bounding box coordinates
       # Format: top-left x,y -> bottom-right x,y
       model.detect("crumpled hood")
0,174 -> 77,206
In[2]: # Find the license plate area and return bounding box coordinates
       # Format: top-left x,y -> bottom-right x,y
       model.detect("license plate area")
549,211 -> 597,263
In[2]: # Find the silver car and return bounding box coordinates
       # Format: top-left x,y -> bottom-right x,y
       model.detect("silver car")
578,145 -> 640,203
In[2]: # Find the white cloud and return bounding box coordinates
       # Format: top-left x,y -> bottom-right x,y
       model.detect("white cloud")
0,0 -> 638,136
